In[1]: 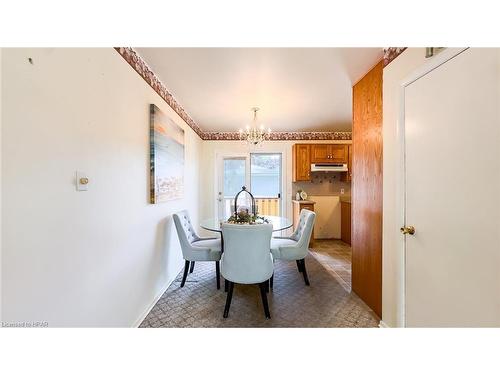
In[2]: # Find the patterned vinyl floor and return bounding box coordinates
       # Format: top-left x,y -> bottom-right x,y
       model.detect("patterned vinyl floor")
310,240 -> 352,292
139,243 -> 379,328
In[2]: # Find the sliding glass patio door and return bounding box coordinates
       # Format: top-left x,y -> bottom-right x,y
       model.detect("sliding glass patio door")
218,153 -> 282,219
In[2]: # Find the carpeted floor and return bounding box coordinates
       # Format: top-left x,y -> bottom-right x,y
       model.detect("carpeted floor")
139,251 -> 379,328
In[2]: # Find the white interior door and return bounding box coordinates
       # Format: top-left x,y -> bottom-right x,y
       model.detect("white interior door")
404,48 -> 500,327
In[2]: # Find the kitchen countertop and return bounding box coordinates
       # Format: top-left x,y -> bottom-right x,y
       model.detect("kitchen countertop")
292,199 -> 316,204
339,196 -> 351,204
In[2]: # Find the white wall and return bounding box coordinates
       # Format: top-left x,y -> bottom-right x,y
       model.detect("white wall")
382,48 -> 427,327
1,48 -> 202,327
199,140 -> 350,238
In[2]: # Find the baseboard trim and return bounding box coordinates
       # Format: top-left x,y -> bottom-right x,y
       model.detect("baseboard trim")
379,320 -> 390,328
132,265 -> 183,328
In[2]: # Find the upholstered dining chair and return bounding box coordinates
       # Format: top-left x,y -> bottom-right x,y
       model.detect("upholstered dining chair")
173,210 -> 222,289
270,209 -> 316,287
221,223 -> 274,319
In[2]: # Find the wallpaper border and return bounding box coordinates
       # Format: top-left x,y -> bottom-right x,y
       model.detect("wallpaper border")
202,131 -> 352,141
383,47 -> 407,67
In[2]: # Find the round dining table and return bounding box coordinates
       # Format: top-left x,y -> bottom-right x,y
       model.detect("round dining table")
200,215 -> 293,234
200,216 -> 292,292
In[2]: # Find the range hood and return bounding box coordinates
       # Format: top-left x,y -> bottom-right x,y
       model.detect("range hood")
311,163 -> 348,172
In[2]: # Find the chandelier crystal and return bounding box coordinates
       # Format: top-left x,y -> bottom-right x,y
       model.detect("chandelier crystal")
238,107 -> 271,146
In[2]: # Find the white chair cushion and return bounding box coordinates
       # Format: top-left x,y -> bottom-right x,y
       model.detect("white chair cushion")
271,238 -> 297,250
270,238 -> 298,259
189,239 -> 222,261
192,239 -> 221,251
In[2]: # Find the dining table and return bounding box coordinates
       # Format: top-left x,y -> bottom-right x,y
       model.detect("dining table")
200,215 -> 293,292
200,215 -> 293,251
200,215 -> 292,233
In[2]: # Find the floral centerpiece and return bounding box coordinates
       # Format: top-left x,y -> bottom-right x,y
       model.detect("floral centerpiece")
227,208 -> 270,225
226,186 -> 270,225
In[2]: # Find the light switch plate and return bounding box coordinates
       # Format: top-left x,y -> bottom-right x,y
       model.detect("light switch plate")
76,171 -> 89,191
340,188 -> 345,195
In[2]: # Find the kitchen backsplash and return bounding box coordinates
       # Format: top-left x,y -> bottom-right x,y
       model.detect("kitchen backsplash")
293,173 -> 351,197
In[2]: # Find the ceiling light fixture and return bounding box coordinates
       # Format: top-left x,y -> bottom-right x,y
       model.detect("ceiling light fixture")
239,107 -> 271,146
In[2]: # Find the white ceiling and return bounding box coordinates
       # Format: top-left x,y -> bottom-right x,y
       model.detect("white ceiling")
136,48 -> 383,132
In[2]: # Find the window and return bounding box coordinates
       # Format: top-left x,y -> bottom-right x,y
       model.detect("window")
250,153 -> 281,198
223,158 -> 246,197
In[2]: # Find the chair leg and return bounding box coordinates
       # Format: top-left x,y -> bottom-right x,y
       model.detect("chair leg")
270,274 -> 274,290
301,259 -> 310,286
266,279 -> 269,293
224,279 -> 228,292
215,261 -> 220,290
259,282 -> 271,319
180,260 -> 190,287
189,261 -> 195,273
223,281 -> 234,318
296,260 -> 303,273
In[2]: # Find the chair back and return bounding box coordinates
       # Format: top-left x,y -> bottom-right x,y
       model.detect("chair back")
221,223 -> 273,284
290,209 -> 316,248
173,210 -> 200,257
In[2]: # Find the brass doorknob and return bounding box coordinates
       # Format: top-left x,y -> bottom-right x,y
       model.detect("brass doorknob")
400,226 -> 415,235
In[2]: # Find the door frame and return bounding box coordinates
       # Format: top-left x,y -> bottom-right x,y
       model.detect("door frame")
215,151 -> 286,220
396,48 -> 468,327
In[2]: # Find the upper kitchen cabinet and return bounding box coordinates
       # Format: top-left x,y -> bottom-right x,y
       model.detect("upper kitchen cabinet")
310,144 -> 330,163
311,144 -> 348,163
341,145 -> 353,182
292,144 -> 311,182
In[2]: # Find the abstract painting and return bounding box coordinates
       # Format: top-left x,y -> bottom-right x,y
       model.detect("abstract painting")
149,104 -> 184,203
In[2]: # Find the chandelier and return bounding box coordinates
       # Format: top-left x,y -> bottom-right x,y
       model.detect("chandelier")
238,107 -> 271,146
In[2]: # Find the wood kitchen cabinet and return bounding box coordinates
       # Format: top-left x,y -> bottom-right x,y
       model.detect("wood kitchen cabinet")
311,144 -> 348,163
292,144 -> 311,182
341,145 -> 353,182
310,144 -> 330,163
292,200 -> 315,247
293,143 -> 351,182
341,200 -> 351,245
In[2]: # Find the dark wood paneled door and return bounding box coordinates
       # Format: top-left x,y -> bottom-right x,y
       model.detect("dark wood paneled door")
351,61 -> 383,318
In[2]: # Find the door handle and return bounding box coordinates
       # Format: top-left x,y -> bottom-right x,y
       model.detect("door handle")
400,226 -> 415,235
